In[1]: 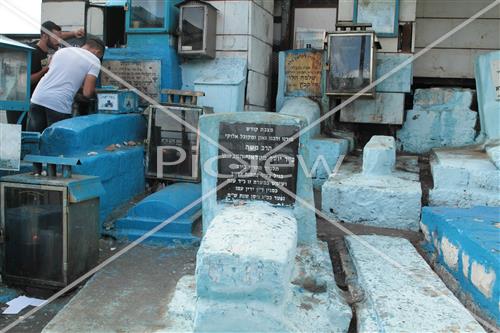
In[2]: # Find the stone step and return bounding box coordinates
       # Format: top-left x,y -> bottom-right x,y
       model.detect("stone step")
421,206 -> 500,326
345,235 -> 485,332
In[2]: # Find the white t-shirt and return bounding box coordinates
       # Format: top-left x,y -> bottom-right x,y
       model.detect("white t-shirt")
31,47 -> 101,114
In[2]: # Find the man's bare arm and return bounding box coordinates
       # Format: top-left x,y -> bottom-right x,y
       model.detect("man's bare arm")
82,74 -> 97,98
60,28 -> 85,40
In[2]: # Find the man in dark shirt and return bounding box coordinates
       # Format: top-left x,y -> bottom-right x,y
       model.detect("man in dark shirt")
6,21 -> 84,127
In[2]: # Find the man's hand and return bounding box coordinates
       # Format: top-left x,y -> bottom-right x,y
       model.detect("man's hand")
74,28 -> 85,38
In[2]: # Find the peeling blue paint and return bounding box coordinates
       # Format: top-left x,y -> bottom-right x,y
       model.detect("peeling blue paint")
421,206 -> 500,325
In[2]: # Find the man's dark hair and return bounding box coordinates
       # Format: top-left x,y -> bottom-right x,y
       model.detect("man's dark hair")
84,37 -> 105,55
41,21 -> 61,36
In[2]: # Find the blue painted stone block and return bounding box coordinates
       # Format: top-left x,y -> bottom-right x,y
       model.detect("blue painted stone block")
182,58 -> 247,113
340,92 -> 405,125
397,88 -> 478,153
421,206 -> 500,325
309,135 -> 349,188
475,51 -> 500,141
362,136 -> 395,176
375,53 -> 413,93
41,114 -> 146,156
73,147 -> 145,225
429,147 -> 500,208
112,183 -> 201,245
278,97 -> 320,139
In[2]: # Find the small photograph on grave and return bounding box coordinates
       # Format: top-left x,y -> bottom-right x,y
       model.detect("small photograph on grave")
216,122 -> 300,206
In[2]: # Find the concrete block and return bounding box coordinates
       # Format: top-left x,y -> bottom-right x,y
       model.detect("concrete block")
486,143 -> 500,169
378,37 -> 399,53
421,206 -> 500,325
475,51 -> 500,140
250,1 -> 273,44
195,203 -> 297,304
167,242 -> 351,333
278,97 -> 320,139
429,148 -> 500,207
413,88 -> 473,110
322,173 -> 421,231
362,136 -> 396,176
246,70 -> 269,107
215,35 -> 248,51
346,235 -> 486,332
248,36 -> 272,75
397,88 -> 478,153
309,135 -> 350,187
399,0 -> 417,21
340,92 -> 405,125
376,53 -> 413,93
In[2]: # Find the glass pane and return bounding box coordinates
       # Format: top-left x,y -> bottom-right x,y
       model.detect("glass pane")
4,187 -> 64,283
0,49 -> 28,102
147,108 -> 201,179
130,0 -> 164,29
328,35 -> 372,94
181,6 -> 204,51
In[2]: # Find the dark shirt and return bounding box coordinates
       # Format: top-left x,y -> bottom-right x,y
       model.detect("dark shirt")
30,44 -> 48,95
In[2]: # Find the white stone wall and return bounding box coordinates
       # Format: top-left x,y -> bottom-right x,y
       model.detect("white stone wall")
207,0 -> 274,110
414,0 -> 500,78
41,0 -> 86,32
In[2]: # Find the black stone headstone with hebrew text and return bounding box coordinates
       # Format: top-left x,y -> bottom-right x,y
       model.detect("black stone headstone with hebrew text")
216,122 -> 300,206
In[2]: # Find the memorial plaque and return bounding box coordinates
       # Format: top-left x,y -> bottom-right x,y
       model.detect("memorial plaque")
101,60 -> 161,102
285,51 -> 322,97
491,60 -> 500,101
217,122 -> 300,206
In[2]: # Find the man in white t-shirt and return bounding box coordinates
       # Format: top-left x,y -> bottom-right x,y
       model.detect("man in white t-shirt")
27,38 -> 104,132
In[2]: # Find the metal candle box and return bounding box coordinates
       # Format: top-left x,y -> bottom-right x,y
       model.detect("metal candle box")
0,172 -> 104,290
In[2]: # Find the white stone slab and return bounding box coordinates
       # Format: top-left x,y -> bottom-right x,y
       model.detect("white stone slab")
195,203 -> 297,304
248,36 -> 272,75
346,235 -> 486,333
250,1 -> 273,43
338,0 -> 354,21
246,70 -> 270,107
223,1 -> 250,35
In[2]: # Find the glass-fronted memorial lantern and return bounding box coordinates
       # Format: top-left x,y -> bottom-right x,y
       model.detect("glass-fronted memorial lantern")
326,30 -> 377,97
0,36 -> 32,112
177,0 -> 217,59
126,0 -> 178,33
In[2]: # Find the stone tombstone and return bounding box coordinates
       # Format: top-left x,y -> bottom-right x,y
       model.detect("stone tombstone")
475,51 -> 500,141
276,49 -> 324,111
101,60 -> 161,103
200,112 -> 317,245
284,50 -> 323,97
216,122 -> 300,206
